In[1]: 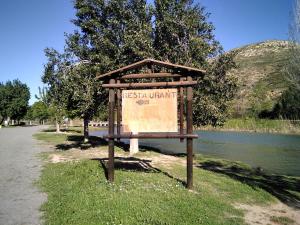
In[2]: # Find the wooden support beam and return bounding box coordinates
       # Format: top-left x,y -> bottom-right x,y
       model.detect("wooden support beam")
121,73 -> 181,79
102,80 -> 197,89
108,79 -> 115,183
104,133 -> 198,139
179,77 -> 184,143
96,58 -> 205,79
116,80 -> 121,141
186,76 -> 193,189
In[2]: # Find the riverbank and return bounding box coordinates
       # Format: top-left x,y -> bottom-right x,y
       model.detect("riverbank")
34,128 -> 300,225
201,118 -> 300,135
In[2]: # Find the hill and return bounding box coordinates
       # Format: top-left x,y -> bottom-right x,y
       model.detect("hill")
228,40 -> 290,118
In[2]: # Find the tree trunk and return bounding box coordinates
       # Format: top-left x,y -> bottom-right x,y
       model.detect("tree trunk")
0,117 -> 4,125
83,117 -> 89,143
69,119 -> 74,127
56,119 -> 60,133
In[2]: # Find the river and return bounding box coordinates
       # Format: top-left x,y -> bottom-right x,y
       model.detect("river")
91,129 -> 300,177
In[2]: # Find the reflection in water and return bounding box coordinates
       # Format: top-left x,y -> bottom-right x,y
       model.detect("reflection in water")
91,130 -> 300,176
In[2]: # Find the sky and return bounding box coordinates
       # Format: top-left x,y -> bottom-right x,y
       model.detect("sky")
0,0 -> 294,105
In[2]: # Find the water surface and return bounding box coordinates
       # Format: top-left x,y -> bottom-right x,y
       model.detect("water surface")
91,130 -> 300,176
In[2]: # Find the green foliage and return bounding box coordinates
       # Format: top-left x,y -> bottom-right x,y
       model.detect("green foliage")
194,53 -> 237,126
153,0 -> 221,66
271,87 -> 300,119
42,48 -> 69,127
42,0 -> 237,129
285,0 -> 300,90
153,0 -> 237,126
27,101 -> 49,123
72,0 -> 153,68
0,79 -> 30,124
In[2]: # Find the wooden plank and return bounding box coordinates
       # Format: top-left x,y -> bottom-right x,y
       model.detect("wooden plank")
121,73 -> 181,79
102,81 -> 197,88
148,59 -> 205,74
97,59 -> 150,79
179,77 -> 184,142
96,58 -> 205,79
116,80 -> 121,141
104,133 -> 198,139
186,76 -> 193,189
108,79 -> 115,182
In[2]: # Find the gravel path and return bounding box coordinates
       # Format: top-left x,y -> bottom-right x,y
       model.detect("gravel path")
0,126 -> 47,225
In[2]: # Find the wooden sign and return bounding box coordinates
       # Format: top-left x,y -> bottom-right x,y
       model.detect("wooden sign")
122,89 -> 178,133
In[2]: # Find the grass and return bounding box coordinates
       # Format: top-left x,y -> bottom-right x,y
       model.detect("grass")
34,132 -> 70,145
35,134 -> 275,225
202,118 -> 300,134
195,155 -> 300,208
270,216 -> 295,225
35,128 -> 300,225
39,159 -> 274,225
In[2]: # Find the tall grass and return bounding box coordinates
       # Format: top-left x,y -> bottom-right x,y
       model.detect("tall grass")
202,118 -> 300,134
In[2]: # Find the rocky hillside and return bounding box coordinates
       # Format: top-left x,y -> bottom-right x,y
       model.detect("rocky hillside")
228,40 -> 290,117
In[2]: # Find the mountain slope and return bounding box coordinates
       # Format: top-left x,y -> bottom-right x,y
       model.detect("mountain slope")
228,40 -> 290,117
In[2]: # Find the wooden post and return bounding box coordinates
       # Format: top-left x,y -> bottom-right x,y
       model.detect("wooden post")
186,76 -> 193,189
179,77 -> 184,142
108,79 -> 115,182
116,80 -> 121,142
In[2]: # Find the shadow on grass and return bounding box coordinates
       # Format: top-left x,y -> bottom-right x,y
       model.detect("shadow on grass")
92,157 -> 186,186
197,160 -> 300,209
56,135 -> 108,150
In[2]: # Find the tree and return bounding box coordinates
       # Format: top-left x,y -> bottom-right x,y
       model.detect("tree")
271,88 -> 300,119
285,0 -> 300,90
29,101 -> 49,124
0,82 -> 6,125
63,60 -> 105,143
153,0 -> 221,66
270,0 -> 300,120
0,80 -> 30,125
58,0 -> 154,142
153,0 -> 237,126
72,0 -> 153,69
42,48 -> 69,132
42,0 -> 236,137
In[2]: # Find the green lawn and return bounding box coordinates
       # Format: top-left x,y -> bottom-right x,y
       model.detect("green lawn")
35,128 -> 300,225
38,156 -> 278,225
34,132 -> 70,145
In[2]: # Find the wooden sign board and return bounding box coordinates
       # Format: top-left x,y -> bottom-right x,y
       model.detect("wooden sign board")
122,89 -> 178,133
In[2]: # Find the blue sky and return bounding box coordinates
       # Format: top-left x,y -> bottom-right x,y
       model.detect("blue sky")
0,0 -> 293,105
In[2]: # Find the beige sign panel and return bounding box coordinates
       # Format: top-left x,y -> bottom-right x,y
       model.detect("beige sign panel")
122,89 -> 178,133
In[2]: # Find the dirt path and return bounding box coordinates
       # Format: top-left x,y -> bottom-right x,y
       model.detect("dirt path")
0,126 -> 48,225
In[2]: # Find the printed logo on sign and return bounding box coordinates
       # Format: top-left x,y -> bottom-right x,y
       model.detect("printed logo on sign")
136,99 -> 149,105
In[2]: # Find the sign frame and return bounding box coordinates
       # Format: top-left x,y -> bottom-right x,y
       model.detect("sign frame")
98,58 -> 204,189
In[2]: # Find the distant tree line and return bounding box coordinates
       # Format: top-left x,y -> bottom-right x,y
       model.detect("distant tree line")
42,0 -> 237,142
0,79 -> 30,125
